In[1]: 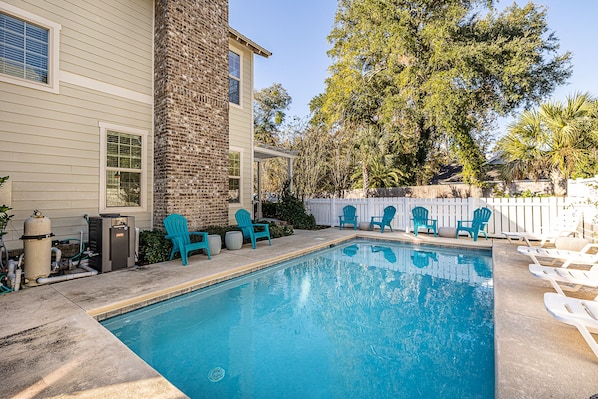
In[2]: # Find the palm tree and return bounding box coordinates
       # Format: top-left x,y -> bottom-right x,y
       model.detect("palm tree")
497,92 -> 598,195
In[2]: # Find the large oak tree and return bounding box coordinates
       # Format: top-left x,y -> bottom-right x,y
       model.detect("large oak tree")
320,0 -> 572,185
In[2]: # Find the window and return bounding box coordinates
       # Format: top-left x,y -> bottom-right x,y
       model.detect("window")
0,3 -> 60,92
228,151 -> 241,203
99,122 -> 147,212
229,50 -> 240,105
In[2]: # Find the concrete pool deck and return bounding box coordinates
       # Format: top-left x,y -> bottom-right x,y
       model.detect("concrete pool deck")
1,228 -> 597,398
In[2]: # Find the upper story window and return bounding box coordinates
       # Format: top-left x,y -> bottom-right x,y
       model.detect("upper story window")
0,3 -> 60,93
99,122 -> 147,212
229,50 -> 240,105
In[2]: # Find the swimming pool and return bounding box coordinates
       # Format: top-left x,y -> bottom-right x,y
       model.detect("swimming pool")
102,239 -> 494,398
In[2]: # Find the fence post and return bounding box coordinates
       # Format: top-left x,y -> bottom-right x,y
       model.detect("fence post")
330,198 -> 336,227
404,198 -> 411,233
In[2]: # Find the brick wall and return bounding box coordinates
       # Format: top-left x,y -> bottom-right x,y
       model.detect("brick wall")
154,0 -> 229,230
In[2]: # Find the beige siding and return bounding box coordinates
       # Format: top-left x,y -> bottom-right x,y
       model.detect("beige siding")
9,0 -> 154,95
228,40 -> 255,223
0,0 -> 153,249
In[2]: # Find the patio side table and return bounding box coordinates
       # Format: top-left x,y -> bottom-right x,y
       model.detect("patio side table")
225,231 -> 243,250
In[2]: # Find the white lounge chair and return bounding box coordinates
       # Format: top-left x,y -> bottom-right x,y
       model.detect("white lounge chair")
529,263 -> 598,298
517,244 -> 598,268
543,292 -> 598,358
503,211 -> 581,247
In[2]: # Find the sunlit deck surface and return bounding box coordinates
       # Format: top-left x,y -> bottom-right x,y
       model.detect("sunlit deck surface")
1,228 -> 597,398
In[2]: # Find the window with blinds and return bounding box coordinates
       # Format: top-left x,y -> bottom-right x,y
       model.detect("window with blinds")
0,12 -> 49,84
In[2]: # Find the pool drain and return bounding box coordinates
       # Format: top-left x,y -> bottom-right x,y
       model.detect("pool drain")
208,367 -> 225,382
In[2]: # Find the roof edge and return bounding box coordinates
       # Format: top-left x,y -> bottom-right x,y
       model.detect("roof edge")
228,27 -> 272,58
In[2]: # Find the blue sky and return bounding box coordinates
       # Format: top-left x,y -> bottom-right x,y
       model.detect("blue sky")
229,0 -> 598,134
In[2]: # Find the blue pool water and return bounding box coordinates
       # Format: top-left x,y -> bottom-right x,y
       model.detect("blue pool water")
102,240 -> 494,398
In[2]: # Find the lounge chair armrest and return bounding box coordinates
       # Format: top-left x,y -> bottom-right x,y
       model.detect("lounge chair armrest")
189,231 -> 208,240
580,243 -> 598,254
252,223 -> 270,232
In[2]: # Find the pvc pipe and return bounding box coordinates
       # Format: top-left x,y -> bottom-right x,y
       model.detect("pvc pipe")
13,269 -> 21,291
7,259 -> 17,275
36,260 -> 97,285
51,247 -> 62,270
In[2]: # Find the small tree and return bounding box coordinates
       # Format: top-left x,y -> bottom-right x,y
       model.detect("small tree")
276,181 -> 316,230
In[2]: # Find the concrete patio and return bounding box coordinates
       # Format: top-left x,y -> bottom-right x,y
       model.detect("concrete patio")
1,228 -> 597,398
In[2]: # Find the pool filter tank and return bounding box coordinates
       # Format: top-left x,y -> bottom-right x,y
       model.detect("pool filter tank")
21,210 -> 54,285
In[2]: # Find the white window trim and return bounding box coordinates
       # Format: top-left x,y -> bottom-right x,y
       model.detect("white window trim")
0,1 -> 61,94
229,147 -> 243,206
99,122 -> 148,213
228,48 -> 243,109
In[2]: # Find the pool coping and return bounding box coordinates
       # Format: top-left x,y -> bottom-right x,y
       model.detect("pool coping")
2,228 -> 597,398
90,232 -> 490,320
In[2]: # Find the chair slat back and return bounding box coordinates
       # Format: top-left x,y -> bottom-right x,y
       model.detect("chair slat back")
412,206 -> 428,222
235,209 -> 253,239
164,214 -> 191,245
343,205 -> 357,221
473,207 -> 492,229
382,206 -> 397,223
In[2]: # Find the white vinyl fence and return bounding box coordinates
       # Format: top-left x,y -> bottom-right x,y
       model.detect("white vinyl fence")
304,197 -> 597,240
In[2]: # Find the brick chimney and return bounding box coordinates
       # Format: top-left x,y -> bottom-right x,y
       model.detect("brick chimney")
153,0 -> 230,230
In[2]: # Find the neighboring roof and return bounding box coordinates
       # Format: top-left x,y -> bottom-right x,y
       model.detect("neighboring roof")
254,143 -> 298,162
228,27 -> 272,58
430,163 -> 463,184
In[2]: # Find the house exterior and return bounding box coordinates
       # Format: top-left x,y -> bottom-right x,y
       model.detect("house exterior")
0,0 -> 270,251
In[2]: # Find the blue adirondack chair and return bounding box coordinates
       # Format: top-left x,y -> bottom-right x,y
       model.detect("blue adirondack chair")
371,245 -> 397,263
411,206 -> 438,237
339,205 -> 358,230
411,250 -> 438,268
235,209 -> 272,249
456,207 -> 492,241
343,244 -> 359,257
163,214 -> 210,265
369,206 -> 396,233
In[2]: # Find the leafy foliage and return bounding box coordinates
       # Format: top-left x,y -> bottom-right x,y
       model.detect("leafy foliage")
276,183 -> 317,229
267,222 -> 295,238
138,229 -> 172,265
261,202 -> 278,218
0,176 -> 13,237
496,92 -> 598,195
318,0 -> 571,185
138,221 -> 295,266
254,83 -> 292,145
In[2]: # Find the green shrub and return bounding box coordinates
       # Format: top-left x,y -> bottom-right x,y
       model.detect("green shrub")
138,220 -> 294,266
138,229 -> 172,265
261,202 -> 278,218
204,225 -> 241,243
276,184 -> 316,230
267,222 -> 294,238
